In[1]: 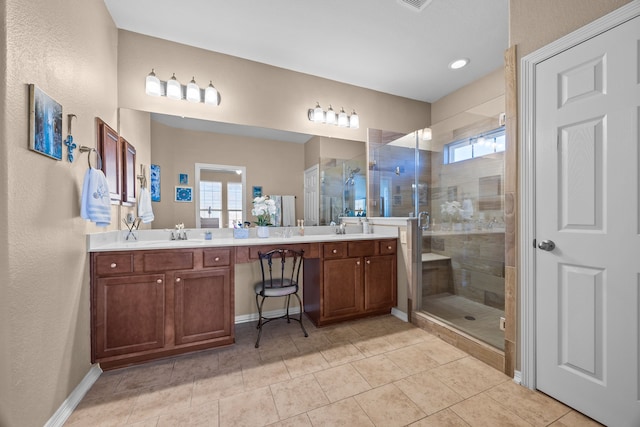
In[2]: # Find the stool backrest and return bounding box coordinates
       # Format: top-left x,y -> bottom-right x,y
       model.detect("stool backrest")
257,248 -> 304,292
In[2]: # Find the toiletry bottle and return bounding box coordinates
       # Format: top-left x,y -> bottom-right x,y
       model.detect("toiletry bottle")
362,218 -> 369,234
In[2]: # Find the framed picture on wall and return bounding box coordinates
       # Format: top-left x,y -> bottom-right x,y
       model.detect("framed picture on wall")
179,173 -> 188,185
28,84 -> 63,160
175,186 -> 193,203
150,164 -> 161,202
252,186 -> 262,198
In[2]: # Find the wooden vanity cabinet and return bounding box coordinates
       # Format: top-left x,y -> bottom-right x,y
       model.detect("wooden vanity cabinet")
305,238 -> 397,326
90,248 -> 234,369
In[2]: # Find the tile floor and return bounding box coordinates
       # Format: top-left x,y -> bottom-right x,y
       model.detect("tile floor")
65,315 -> 602,427
422,293 -> 505,350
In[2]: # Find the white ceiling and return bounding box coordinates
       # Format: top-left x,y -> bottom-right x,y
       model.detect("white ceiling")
104,0 -> 508,104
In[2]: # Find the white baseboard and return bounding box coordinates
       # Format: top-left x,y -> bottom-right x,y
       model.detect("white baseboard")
513,370 -> 522,385
235,307 -> 301,324
237,307 -> 408,324
391,307 -> 408,322
45,364 -> 102,427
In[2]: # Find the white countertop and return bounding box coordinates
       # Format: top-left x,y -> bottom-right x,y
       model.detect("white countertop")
87,226 -> 399,252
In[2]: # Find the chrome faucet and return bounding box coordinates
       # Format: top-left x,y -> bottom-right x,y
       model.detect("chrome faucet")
418,211 -> 430,231
171,223 -> 188,240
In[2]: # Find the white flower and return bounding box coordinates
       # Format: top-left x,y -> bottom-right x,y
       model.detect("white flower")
252,196 -> 275,226
441,201 -> 463,222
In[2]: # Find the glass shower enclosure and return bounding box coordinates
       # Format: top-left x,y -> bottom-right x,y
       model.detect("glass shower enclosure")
368,123 -> 506,351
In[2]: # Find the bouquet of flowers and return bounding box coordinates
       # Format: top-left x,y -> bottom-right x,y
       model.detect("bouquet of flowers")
441,200 -> 463,223
252,196 -> 276,226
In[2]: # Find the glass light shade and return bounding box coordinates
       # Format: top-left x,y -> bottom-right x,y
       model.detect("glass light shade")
145,69 -> 161,96
337,108 -> 348,127
349,110 -> 359,129
186,77 -> 200,103
422,127 -> 432,141
204,81 -> 219,105
313,102 -> 324,123
166,73 -> 182,100
325,105 -> 336,125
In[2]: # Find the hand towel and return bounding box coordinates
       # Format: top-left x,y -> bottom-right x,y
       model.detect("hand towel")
138,187 -> 155,223
281,195 -> 296,227
81,168 -> 111,227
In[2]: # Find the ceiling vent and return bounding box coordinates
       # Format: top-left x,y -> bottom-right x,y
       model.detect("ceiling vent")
397,0 -> 434,12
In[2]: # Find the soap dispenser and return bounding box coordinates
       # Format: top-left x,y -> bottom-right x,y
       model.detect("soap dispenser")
362,218 -> 370,234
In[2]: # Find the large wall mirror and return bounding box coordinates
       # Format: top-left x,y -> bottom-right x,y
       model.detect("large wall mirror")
119,108 -> 366,229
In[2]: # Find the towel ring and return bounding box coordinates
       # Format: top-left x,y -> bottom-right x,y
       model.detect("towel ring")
78,146 -> 102,170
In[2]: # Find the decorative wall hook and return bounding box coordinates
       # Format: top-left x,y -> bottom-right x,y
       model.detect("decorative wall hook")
64,114 -> 78,162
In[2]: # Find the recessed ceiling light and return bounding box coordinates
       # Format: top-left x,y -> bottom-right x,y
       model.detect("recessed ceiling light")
449,58 -> 470,70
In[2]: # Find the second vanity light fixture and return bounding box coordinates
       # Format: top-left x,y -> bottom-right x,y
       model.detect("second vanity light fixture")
145,69 -> 220,106
308,102 -> 359,129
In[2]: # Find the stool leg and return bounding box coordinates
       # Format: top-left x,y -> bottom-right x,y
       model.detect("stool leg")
293,292 -> 308,337
285,295 -> 291,323
255,294 -> 266,348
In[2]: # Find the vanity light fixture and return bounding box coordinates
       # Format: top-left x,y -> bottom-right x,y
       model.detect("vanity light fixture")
325,105 -> 336,125
166,73 -> 182,100
186,77 -> 200,103
349,110 -> 359,129
144,69 -> 220,106
204,81 -> 219,105
308,102 -> 360,129
145,69 -> 161,97
448,58 -> 470,70
337,107 -> 349,127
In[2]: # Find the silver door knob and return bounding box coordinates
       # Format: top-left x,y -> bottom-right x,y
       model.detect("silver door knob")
538,240 -> 556,251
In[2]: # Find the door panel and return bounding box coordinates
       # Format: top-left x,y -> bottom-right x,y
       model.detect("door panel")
535,15 -> 640,426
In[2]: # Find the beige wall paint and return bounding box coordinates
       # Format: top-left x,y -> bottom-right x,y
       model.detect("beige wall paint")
510,0 -> 632,59
150,121 -> 305,229
117,31 -> 431,142
0,0 -> 118,425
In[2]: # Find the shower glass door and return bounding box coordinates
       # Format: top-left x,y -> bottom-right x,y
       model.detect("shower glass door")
368,125 -> 506,351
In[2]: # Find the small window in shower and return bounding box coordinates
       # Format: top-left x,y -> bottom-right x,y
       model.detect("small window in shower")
444,127 -> 506,164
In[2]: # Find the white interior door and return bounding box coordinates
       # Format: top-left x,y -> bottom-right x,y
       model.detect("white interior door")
304,164 -> 319,226
534,15 -> 640,426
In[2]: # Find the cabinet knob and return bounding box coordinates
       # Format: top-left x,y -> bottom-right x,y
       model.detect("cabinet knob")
110,263 -> 117,268
387,245 -> 392,250
356,260 -> 360,265
214,257 -> 220,261
366,259 -> 371,264
156,279 -> 162,284
175,277 -> 181,283
332,249 -> 337,254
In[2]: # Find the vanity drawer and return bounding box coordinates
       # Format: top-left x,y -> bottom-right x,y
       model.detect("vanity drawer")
143,250 -> 194,272
323,242 -> 347,259
94,253 -> 134,276
379,240 -> 397,255
348,240 -> 375,257
203,248 -> 232,267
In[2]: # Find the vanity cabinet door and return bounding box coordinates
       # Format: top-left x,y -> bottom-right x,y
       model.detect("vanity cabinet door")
174,269 -> 233,345
322,257 -> 363,320
93,274 -> 165,360
364,254 -> 397,312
